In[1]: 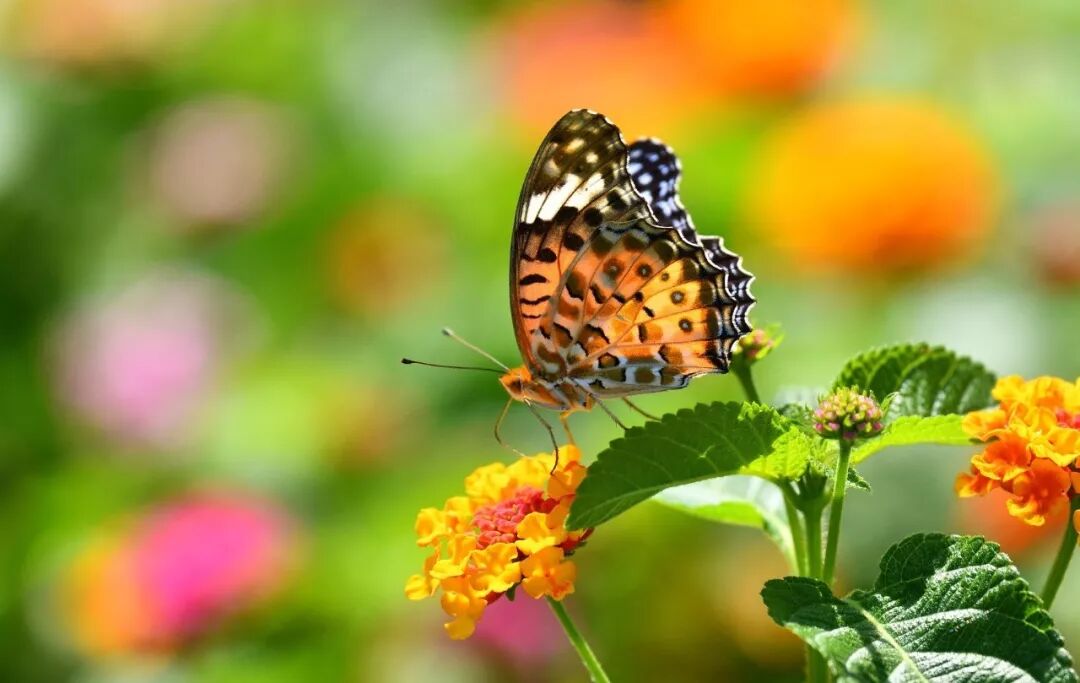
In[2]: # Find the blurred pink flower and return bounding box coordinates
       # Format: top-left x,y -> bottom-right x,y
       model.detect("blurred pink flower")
471,595 -> 566,669
62,491 -> 299,656
147,97 -> 295,229
52,271 -> 242,450
1029,200 -> 1080,287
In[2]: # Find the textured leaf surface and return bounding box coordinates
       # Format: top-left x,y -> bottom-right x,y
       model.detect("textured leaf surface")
852,415 -> 973,464
762,534 -> 1077,683
655,476 -> 793,564
832,344 -> 996,418
568,402 -> 806,529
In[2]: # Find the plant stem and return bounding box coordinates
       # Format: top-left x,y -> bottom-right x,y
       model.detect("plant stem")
822,441 -> 853,586
732,357 -> 762,404
805,501 -> 823,580
807,649 -> 829,683
1041,496 -> 1080,608
781,484 -> 808,576
547,598 -> 611,683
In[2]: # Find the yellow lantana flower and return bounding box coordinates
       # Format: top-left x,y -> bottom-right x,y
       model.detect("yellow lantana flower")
405,446 -> 591,639
957,375 -> 1080,529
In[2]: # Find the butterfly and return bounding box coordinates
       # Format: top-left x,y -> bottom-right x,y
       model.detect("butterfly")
497,109 -> 755,425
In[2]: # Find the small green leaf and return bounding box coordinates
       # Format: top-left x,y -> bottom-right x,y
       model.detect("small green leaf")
846,466 -> 871,491
852,414 -> 973,463
654,476 -> 793,565
568,402 -> 805,529
762,533 -> 1077,683
832,344 -> 996,418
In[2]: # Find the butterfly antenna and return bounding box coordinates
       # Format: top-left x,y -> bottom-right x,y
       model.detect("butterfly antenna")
494,397 -> 527,458
523,400 -> 560,472
400,358 -> 503,374
442,328 -> 510,371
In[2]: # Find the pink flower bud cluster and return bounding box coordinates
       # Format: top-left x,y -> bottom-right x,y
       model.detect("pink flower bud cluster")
813,388 -> 884,441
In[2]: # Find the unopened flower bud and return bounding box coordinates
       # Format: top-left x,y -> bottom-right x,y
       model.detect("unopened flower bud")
813,388 -> 884,441
736,327 -> 781,364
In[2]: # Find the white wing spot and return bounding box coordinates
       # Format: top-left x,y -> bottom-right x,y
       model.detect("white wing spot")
569,172 -> 606,207
535,174 -> 584,221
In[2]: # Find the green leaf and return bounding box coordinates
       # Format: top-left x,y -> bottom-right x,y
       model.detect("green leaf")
846,466 -> 872,491
567,402 -> 807,529
654,476 -> 793,565
762,533 -> 1077,683
852,415 -> 973,464
832,344 -> 996,419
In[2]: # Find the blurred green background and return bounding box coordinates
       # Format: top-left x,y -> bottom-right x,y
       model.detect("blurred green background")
1,0 -> 1079,681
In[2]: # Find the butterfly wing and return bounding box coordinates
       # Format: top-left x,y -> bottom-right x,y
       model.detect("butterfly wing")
510,110 -> 754,397
511,110 -> 652,368
627,137 -> 754,333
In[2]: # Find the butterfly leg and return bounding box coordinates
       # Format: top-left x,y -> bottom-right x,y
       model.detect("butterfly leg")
494,397 -> 527,458
594,398 -> 629,431
559,411 -> 576,445
622,398 -> 660,421
523,400 -> 561,471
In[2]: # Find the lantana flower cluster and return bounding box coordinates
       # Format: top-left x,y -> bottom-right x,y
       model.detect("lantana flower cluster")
956,375 -> 1080,528
406,446 -> 591,639
813,387 -> 884,441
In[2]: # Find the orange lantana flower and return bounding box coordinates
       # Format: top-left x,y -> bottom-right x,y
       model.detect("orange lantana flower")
406,446 -> 591,639
748,97 -> 997,276
957,376 -> 1080,530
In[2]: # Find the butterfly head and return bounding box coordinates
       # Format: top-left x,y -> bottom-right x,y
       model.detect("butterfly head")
500,365 -> 591,412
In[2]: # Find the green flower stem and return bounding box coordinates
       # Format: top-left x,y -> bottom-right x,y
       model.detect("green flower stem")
547,598 -> 611,683
805,500 -> 824,580
802,503 -> 829,683
807,649 -> 829,683
1041,496 -> 1080,608
781,484 -> 808,576
822,441 -> 853,586
731,357 -> 762,404
785,484 -> 829,683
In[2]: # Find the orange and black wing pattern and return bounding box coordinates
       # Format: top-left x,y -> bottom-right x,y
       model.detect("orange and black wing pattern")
510,110 -> 755,397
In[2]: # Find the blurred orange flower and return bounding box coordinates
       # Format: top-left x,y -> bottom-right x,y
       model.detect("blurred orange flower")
956,375 -> 1080,530
748,97 -> 998,276
406,446 -> 590,639
486,0 -> 710,141
653,0 -> 859,96
325,197 -> 445,317
488,0 -> 860,141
